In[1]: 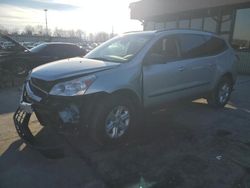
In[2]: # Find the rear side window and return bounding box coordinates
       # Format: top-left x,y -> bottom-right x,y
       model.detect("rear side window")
38,44 -> 79,57
51,44 -> 80,58
178,34 -> 208,59
54,44 -> 68,58
178,34 -> 228,59
39,45 -> 56,56
67,45 -> 82,57
47,45 -> 65,57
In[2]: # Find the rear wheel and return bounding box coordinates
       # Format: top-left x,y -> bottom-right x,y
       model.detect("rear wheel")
89,95 -> 137,145
207,76 -> 233,108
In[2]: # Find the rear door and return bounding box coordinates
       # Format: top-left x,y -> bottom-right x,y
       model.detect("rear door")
176,34 -> 215,94
143,33 -> 219,107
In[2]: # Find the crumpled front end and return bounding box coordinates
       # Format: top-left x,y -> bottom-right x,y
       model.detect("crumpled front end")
13,77 -> 94,146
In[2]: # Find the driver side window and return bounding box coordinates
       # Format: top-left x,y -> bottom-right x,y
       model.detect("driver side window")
145,36 -> 180,65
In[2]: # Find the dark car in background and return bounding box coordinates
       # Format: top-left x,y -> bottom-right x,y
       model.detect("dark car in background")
0,34 -> 86,77
14,42 -> 86,76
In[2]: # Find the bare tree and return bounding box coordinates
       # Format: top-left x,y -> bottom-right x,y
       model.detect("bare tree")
53,27 -> 63,37
0,25 -> 9,34
22,25 -> 35,36
94,32 -> 110,42
67,30 -> 76,37
53,28 -> 80,38
87,33 -> 94,42
33,25 -> 46,36
75,29 -> 85,39
10,28 -> 20,35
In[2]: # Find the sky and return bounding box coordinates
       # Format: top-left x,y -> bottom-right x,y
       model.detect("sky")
0,0 -> 142,34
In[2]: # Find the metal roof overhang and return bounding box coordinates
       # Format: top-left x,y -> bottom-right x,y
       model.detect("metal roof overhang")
130,0 -> 250,20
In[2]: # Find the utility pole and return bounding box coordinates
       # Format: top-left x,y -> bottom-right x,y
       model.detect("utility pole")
44,9 -> 48,36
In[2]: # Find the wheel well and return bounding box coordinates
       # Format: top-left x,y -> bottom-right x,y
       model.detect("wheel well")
111,89 -> 141,106
222,72 -> 234,85
83,90 -> 141,123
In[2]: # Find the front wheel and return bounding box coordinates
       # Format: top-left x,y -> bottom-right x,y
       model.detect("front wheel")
89,96 -> 137,145
207,77 -> 233,108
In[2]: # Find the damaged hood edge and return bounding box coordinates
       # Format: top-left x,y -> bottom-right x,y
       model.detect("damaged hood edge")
31,57 -> 120,81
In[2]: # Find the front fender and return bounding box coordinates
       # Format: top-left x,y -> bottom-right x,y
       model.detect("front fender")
85,64 -> 143,103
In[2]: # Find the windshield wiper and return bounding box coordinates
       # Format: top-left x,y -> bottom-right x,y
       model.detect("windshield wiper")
89,57 -> 122,63
90,57 -> 110,61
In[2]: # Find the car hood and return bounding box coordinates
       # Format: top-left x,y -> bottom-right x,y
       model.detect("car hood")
0,50 -> 30,64
31,57 -> 120,81
0,33 -> 28,52
0,51 -> 14,58
0,50 -> 28,57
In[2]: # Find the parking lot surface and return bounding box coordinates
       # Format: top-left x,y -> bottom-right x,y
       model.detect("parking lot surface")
0,75 -> 250,188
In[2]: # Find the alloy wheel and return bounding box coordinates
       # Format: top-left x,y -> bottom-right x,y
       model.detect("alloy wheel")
218,83 -> 231,104
105,105 -> 130,139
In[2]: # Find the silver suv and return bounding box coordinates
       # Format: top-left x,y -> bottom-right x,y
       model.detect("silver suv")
14,30 -> 238,145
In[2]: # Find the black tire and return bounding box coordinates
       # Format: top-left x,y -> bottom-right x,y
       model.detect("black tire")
207,76 -> 233,108
89,95 -> 137,145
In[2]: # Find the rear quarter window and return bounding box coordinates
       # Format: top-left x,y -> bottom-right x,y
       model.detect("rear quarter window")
203,36 -> 228,56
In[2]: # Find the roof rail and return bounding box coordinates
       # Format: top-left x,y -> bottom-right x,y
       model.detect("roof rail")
155,28 -> 215,34
123,30 -> 144,34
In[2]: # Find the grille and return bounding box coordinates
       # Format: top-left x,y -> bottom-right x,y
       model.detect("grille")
30,78 -> 54,92
28,81 -> 48,99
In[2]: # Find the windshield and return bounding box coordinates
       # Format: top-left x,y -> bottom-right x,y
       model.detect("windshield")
85,34 -> 153,63
30,43 -> 46,53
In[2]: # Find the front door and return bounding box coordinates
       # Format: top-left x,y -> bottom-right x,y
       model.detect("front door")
143,35 -> 188,107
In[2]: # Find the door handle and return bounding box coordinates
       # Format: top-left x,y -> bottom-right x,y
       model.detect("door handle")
178,66 -> 185,71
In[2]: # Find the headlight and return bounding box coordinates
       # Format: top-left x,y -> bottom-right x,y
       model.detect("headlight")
49,75 -> 96,96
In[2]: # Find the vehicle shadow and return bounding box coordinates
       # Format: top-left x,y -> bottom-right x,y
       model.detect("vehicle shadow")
66,100 -> 250,188
0,127 -> 100,188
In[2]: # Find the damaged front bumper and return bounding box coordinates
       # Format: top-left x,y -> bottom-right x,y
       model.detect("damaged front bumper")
13,80 -> 94,147
13,82 -> 36,145
13,105 -> 34,145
